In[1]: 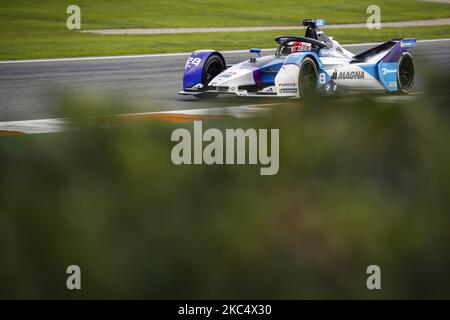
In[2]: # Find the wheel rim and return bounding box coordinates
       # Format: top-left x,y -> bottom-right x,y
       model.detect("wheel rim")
399,56 -> 414,90
300,62 -> 317,96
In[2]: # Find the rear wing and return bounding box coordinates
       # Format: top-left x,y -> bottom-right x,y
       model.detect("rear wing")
353,38 -> 416,92
397,38 -> 417,48
352,38 -> 416,63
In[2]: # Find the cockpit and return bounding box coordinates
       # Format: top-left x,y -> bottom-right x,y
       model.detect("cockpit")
274,19 -> 352,59
274,19 -> 331,57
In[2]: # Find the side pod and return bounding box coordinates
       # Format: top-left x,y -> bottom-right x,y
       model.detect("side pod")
275,52 -> 328,97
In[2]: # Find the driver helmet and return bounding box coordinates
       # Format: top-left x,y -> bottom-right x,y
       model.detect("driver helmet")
290,41 -> 312,53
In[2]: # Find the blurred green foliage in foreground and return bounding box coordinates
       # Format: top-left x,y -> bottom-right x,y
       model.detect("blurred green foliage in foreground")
0,77 -> 450,299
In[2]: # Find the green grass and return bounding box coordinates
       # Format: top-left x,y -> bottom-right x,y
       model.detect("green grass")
0,25 -> 449,60
2,0 -> 450,29
0,0 -> 450,60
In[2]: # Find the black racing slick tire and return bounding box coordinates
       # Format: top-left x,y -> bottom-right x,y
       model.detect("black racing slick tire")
396,52 -> 415,95
298,57 -> 318,100
195,53 -> 226,99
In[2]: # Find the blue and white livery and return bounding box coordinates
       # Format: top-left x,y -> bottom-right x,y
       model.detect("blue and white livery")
179,19 -> 416,99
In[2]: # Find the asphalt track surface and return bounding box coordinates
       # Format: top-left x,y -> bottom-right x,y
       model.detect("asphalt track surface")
1,39 -> 450,122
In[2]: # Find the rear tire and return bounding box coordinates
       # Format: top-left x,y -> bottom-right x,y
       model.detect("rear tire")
396,52 -> 415,95
298,57 -> 318,100
196,54 -> 226,99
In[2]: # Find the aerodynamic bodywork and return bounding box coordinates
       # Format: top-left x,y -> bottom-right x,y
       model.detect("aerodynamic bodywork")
179,19 -> 416,99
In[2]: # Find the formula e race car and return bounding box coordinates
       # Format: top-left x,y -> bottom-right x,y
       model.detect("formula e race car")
179,19 -> 416,99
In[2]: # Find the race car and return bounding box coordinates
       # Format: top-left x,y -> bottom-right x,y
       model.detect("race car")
179,19 -> 416,99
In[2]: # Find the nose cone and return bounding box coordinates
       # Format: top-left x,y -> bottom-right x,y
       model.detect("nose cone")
209,68 -> 256,88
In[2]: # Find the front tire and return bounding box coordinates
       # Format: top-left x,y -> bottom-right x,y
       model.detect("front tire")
298,57 -> 318,100
396,52 -> 415,95
196,54 -> 226,99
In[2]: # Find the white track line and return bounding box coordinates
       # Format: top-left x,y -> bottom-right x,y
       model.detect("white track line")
80,19 -> 450,35
0,50 -> 272,64
1,39 -> 449,64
